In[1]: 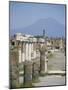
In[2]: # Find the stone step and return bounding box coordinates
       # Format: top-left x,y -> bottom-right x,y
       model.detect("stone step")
47,70 -> 66,75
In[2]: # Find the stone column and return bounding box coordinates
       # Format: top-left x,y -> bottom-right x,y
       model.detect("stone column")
60,39 -> 63,50
41,43 -> 44,48
31,43 -> 33,52
40,52 -> 45,75
18,47 -> 22,63
25,43 -> 29,61
21,42 -> 25,62
23,61 -> 32,87
31,43 -> 34,59
32,61 -> 39,82
33,43 -> 36,59
33,51 -> 36,58
44,55 -> 48,73
40,51 -> 48,75
28,43 -> 31,61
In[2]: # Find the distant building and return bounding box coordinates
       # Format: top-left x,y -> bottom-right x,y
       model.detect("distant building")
43,29 -> 45,38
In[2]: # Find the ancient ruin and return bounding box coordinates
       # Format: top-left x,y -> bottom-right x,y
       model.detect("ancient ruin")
10,33 -> 65,88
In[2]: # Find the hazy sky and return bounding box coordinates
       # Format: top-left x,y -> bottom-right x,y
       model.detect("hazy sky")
9,1 -> 66,35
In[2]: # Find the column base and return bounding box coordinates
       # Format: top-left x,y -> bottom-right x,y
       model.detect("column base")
23,81 -> 33,88
40,70 -> 48,76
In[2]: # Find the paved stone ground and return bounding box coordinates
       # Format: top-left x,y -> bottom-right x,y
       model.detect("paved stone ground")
33,75 -> 65,87
33,50 -> 66,87
48,50 -> 65,71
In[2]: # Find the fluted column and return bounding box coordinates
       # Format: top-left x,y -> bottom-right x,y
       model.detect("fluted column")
28,43 -> 31,61
21,42 -> 25,62
33,43 -> 36,59
25,43 -> 29,61
31,43 -> 33,52
18,42 -> 22,63
31,43 -> 33,59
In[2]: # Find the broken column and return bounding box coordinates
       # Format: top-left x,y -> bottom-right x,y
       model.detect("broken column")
23,61 -> 32,87
40,52 -> 45,75
39,45 -> 48,75
32,61 -> 39,82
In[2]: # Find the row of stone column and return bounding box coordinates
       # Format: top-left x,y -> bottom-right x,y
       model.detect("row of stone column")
10,43 -> 48,88
23,51 -> 48,87
18,42 -> 37,63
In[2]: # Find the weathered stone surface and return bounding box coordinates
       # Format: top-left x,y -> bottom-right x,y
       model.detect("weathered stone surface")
40,54 -> 45,75
32,61 -> 39,82
10,50 -> 19,88
39,44 -> 48,75
23,61 -> 32,87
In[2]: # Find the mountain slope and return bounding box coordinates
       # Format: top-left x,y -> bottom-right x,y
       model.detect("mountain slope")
12,18 -> 65,37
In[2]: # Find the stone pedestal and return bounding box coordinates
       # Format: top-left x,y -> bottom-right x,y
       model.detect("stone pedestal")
23,61 -> 32,87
